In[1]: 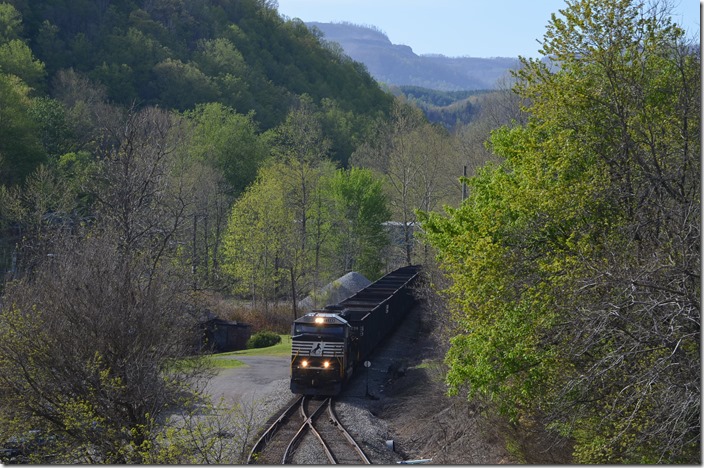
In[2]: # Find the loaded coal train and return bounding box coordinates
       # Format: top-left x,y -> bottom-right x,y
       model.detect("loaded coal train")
290,265 -> 420,396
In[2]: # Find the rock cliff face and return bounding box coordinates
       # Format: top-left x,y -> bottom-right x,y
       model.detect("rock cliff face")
307,22 -> 520,91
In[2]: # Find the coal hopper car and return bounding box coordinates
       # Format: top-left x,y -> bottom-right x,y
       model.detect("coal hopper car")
290,265 -> 420,396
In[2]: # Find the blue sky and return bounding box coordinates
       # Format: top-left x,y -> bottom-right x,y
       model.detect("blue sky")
276,0 -> 700,58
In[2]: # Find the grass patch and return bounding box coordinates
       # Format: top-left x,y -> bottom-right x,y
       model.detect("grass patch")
173,336 -> 292,370
214,334 -> 292,358
412,358 -> 440,370
411,358 -> 447,381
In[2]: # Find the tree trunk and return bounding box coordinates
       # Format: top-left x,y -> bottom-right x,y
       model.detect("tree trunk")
290,267 -> 298,321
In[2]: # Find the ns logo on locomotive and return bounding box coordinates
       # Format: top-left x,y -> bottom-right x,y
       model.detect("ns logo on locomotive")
290,265 -> 420,396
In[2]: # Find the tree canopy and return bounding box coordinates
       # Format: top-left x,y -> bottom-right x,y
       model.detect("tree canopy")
6,0 -> 393,164
420,0 -> 700,463
222,102 -> 392,316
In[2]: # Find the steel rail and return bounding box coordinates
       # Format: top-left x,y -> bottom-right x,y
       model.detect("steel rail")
246,395 -> 303,464
328,400 -> 371,464
248,395 -> 372,465
282,397 -> 334,464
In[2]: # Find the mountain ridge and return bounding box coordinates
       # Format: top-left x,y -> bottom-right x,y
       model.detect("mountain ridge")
307,21 -> 520,91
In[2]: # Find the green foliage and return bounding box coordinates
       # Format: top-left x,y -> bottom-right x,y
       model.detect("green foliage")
222,103 -> 392,310
421,127 -> 589,417
0,12 -> 48,185
222,161 -> 294,303
328,166 -> 390,279
184,103 -> 268,196
246,330 -> 282,349
420,0 -> 700,463
0,3 -> 22,43
27,97 -> 75,158
0,39 -> 46,90
8,0 -> 392,163
0,73 -> 45,185
151,58 -> 219,110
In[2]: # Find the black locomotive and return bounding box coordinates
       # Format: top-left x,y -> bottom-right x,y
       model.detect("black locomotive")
290,265 -> 420,395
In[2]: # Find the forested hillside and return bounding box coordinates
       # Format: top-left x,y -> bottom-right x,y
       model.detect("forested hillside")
388,86 -> 493,129
5,0 -> 393,167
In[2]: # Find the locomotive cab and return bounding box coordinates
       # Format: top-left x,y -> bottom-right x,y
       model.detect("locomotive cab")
290,312 -> 351,395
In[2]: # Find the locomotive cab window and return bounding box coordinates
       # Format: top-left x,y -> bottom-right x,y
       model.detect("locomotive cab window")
294,324 -> 346,337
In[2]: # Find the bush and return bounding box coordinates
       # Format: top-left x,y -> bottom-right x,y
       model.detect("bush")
246,331 -> 281,349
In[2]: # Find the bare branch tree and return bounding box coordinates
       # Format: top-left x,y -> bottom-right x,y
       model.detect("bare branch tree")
0,105 -> 212,463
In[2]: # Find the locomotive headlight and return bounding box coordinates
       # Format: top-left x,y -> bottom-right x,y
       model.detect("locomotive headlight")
301,360 -> 308,367
323,360 -> 330,368
314,317 -> 324,324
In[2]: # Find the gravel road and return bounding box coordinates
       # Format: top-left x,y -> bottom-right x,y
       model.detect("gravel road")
204,355 -> 290,405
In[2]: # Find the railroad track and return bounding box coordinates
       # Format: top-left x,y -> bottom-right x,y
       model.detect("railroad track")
247,396 -> 370,464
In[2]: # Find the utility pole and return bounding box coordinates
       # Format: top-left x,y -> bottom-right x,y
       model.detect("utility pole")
462,165 -> 468,202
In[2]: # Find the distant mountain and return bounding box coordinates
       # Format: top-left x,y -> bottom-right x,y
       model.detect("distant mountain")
307,22 -> 520,91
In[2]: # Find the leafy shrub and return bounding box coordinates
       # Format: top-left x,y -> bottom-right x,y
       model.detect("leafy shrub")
246,331 -> 281,349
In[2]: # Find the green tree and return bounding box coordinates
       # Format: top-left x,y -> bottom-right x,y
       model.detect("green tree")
193,37 -> 254,112
0,4 -> 44,91
0,3 -> 22,44
27,97 -> 76,159
0,6 -> 47,185
91,61 -> 138,104
0,73 -> 45,185
223,160 -> 390,314
222,162 -> 292,311
420,0 -> 699,463
221,136 -> 392,315
151,58 -> 219,110
0,39 -> 46,90
184,102 -> 268,196
193,37 -> 247,77
327,167 -> 390,280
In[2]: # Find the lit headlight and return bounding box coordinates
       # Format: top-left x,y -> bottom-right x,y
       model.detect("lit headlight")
323,361 -> 330,368
301,360 -> 308,367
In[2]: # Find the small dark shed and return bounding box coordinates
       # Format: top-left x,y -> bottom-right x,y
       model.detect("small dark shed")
200,316 -> 252,352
